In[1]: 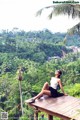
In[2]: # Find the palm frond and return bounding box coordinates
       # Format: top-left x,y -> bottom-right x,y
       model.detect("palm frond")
68,22 -> 80,35
52,4 -> 80,18
36,8 -> 44,16
36,5 -> 55,17
48,12 -> 53,19
36,2 -> 80,34
36,4 -> 80,19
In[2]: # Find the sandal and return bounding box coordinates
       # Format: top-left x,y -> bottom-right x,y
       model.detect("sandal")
27,98 -> 35,103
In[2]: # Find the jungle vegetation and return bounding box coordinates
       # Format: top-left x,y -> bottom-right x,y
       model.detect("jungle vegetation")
0,29 -> 80,120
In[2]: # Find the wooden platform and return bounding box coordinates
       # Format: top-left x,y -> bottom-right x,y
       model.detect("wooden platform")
25,95 -> 80,120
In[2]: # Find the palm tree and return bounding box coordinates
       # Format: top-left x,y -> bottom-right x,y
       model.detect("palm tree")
36,1 -> 80,34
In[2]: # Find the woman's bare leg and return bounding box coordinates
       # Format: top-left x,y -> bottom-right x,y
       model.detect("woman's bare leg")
42,82 -> 49,90
34,89 -> 51,100
35,82 -> 50,99
33,82 -> 51,100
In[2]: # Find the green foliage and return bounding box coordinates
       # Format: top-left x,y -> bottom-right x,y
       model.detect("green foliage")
0,29 -> 80,120
68,84 -> 80,97
20,116 -> 29,120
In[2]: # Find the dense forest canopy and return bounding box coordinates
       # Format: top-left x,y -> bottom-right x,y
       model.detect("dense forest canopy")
0,29 -> 80,120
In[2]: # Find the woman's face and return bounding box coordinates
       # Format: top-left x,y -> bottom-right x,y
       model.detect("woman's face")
55,71 -> 60,76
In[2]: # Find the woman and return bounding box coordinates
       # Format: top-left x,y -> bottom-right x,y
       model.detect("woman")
28,70 -> 67,103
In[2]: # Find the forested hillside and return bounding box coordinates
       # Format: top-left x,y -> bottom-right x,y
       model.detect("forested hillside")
0,29 -> 80,120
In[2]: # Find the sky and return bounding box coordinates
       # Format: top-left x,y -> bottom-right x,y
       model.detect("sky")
0,0 -> 80,33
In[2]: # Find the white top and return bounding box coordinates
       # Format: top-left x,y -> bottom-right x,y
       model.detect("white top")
50,77 -> 59,89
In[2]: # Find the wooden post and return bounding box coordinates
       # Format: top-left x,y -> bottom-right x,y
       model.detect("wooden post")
48,115 -> 53,120
34,108 -> 38,120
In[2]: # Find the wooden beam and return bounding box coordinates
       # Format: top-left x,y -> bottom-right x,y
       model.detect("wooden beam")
48,115 -> 53,120
34,108 -> 38,120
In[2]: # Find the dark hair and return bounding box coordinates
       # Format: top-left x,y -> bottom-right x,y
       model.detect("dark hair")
57,70 -> 62,78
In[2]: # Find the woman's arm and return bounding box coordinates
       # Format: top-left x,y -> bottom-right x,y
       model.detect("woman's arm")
58,79 -> 67,95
